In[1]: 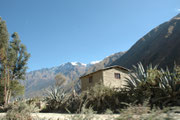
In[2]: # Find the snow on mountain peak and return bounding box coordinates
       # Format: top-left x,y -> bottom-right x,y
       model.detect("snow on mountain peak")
70,62 -> 86,66
71,62 -> 78,66
81,63 -> 87,66
61,61 -> 101,67
90,61 -> 101,64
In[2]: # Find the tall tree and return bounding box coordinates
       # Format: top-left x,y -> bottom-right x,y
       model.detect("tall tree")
6,32 -> 30,102
0,17 -> 9,105
0,17 -> 30,105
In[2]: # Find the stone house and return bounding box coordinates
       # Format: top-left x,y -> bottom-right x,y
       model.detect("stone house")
80,66 -> 130,91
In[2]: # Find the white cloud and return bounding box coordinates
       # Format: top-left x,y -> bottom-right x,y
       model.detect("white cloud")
177,8 -> 180,12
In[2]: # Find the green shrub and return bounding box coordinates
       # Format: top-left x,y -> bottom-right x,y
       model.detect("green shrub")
78,85 -> 131,113
125,63 -> 180,108
151,66 -> 180,107
5,102 -> 38,120
42,85 -> 65,112
42,85 -> 83,113
43,84 -> 131,113
0,103 -> 14,113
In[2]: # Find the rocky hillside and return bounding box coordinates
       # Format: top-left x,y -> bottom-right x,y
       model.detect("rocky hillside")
25,52 -> 124,97
111,13 -> 180,69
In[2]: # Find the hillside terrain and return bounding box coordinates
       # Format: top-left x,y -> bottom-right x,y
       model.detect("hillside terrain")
111,13 -> 180,69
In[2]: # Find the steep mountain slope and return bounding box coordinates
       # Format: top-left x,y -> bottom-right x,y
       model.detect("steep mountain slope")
111,13 -> 180,69
25,52 -> 124,97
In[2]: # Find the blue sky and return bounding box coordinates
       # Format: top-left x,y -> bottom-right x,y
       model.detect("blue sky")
0,0 -> 180,71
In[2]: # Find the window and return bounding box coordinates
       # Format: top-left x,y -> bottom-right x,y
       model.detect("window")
89,76 -> 93,83
114,73 -> 121,79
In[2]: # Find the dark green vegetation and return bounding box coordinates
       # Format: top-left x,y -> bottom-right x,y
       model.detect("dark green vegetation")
126,63 -> 180,108
0,17 -> 30,106
111,13 -> 180,70
42,63 -> 180,114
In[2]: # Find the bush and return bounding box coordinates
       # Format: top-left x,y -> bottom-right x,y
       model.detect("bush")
80,85 -> 131,113
0,103 -> 14,113
41,85 -> 82,113
42,84 -> 132,114
5,102 -> 38,120
125,63 -> 180,109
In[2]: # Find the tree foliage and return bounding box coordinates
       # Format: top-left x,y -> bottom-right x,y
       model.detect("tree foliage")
10,80 -> 25,97
0,17 -> 9,105
9,32 -> 30,80
0,17 -> 30,105
54,73 -> 67,87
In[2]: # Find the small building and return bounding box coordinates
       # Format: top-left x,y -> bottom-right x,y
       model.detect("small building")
80,66 -> 130,91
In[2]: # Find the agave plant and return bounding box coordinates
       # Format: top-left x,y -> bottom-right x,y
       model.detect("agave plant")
125,63 -> 159,90
125,63 -> 180,107
152,65 -> 180,106
160,66 -> 180,93
124,63 -> 166,106
45,85 -> 65,103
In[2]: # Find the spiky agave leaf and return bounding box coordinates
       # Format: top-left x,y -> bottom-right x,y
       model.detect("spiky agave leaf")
159,67 -> 180,97
125,63 -> 146,90
150,65 -> 180,106
45,85 -> 65,102
125,63 -> 160,90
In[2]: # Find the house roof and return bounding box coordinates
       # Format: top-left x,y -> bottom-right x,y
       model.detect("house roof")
80,65 -> 130,79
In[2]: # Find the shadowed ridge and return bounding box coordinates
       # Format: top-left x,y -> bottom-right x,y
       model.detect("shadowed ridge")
110,13 -> 180,70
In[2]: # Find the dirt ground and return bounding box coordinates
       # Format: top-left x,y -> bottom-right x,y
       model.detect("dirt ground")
1,113 -> 180,120
0,113 -> 119,120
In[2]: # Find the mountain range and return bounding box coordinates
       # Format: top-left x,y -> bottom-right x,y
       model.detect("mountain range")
25,52 -> 124,97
